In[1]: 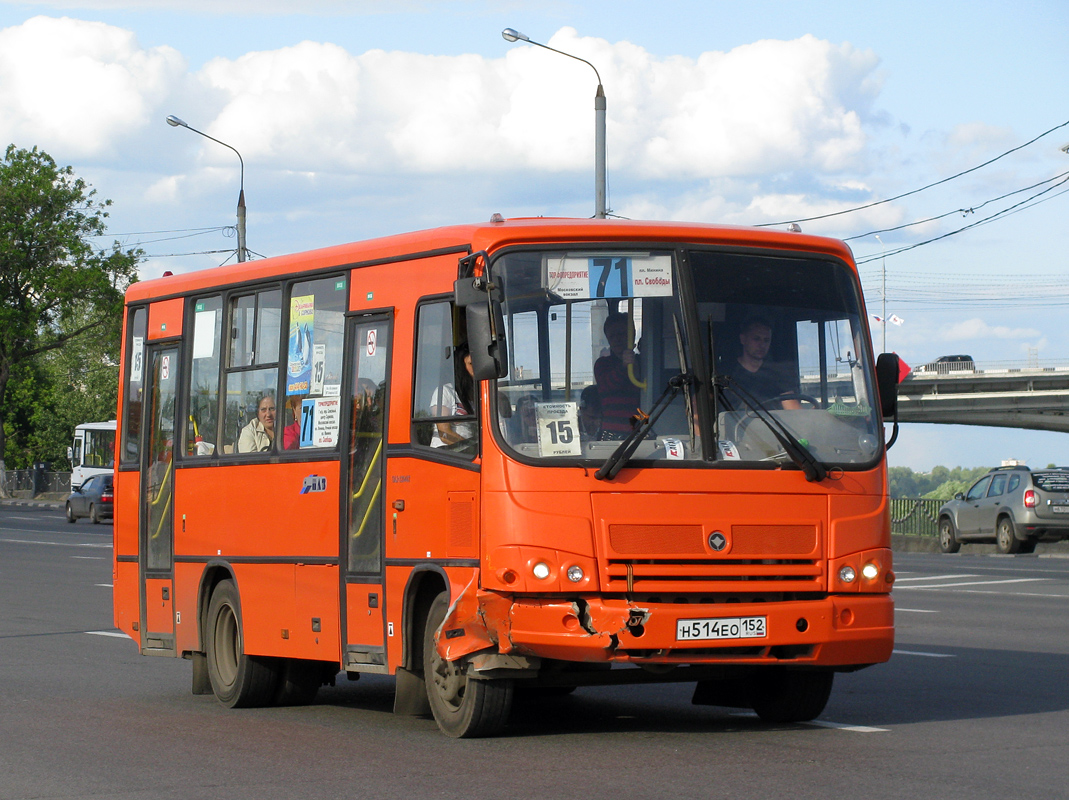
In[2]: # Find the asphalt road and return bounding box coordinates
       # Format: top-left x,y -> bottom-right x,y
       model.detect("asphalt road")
2,502 -> 1068,800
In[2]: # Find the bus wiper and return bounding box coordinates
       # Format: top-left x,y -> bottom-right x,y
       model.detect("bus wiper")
595,372 -> 691,481
713,375 -> 828,483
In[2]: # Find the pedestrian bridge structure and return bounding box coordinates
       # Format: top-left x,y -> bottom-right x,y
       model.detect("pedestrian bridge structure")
895,363 -> 1069,433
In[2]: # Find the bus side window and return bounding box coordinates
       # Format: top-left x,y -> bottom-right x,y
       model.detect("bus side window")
222,287 -> 282,455
281,276 -> 346,451
187,295 -> 222,457
412,300 -> 475,454
121,307 -> 147,465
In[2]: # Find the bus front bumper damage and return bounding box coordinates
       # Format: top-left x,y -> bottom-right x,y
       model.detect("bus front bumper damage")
438,578 -> 894,670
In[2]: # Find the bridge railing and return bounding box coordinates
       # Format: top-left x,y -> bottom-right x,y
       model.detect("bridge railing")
1,470 -> 71,499
890,498 -> 943,537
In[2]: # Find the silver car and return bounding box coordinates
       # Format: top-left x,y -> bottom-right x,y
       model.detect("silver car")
937,466 -> 1069,554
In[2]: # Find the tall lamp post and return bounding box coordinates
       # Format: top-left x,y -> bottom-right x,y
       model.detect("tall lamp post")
166,115 -> 247,263
502,28 -> 607,219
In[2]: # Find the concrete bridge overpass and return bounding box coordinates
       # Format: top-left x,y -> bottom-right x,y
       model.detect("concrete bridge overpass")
895,362 -> 1069,433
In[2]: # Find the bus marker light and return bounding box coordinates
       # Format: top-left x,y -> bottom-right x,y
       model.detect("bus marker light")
839,565 -> 857,583
500,569 -> 517,585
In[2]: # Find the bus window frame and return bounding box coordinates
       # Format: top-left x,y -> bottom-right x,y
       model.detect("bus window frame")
409,294 -> 480,465
120,304 -> 149,468
485,241 -> 881,474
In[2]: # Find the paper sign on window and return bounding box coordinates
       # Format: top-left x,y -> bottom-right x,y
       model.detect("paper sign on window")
535,402 -> 582,457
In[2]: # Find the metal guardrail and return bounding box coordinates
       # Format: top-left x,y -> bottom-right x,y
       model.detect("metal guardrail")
1,470 -> 71,498
890,497 -> 943,537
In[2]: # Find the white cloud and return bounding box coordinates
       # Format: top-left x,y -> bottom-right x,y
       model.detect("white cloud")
0,16 -> 185,158
943,318 -> 1042,341
1,16 -> 884,193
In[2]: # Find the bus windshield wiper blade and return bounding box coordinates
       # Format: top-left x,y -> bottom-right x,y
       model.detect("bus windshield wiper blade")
595,373 -> 691,481
713,375 -> 828,483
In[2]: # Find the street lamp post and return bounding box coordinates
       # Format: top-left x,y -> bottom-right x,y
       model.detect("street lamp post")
502,28 -> 607,219
166,115 -> 247,263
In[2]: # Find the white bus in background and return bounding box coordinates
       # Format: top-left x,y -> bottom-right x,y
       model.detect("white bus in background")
69,421 -> 116,491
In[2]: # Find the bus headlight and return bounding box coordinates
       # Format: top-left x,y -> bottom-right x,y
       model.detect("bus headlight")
862,562 -> 879,580
839,565 -> 857,583
566,565 -> 585,583
532,562 -> 551,580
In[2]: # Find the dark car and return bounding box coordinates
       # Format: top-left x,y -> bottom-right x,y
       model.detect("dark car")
65,473 -> 114,524
937,466 -> 1069,554
914,354 -> 975,375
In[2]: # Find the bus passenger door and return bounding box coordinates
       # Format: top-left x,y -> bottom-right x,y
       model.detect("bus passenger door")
139,345 -> 178,656
342,314 -> 391,673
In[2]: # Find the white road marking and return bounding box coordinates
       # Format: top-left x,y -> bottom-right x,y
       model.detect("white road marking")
95,584 -> 114,588
895,577 -> 1049,590
86,631 -> 129,638
72,556 -> 106,560
731,711 -> 886,732
894,649 -> 955,658
895,574 -> 979,582
805,720 -> 889,733
0,538 -> 110,548
896,608 -> 939,613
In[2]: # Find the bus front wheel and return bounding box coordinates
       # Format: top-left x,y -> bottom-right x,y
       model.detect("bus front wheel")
205,579 -> 277,708
422,592 -> 513,738
749,667 -> 834,723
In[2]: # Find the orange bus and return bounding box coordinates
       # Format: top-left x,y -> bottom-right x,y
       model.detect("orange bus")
113,217 -> 901,737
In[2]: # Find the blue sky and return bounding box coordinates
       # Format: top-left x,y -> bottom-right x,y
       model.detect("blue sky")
2,0 -> 1068,473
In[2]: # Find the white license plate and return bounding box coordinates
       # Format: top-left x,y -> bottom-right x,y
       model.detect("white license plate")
1052,505 -> 1069,514
676,616 -> 767,641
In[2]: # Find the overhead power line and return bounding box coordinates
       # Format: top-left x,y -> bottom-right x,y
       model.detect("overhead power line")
844,169 -> 1069,241
854,172 -> 1069,265
757,117 -> 1069,228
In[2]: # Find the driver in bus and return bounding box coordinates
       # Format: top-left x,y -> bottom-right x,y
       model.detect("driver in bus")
429,344 -> 477,448
237,394 -> 276,452
727,316 -> 801,409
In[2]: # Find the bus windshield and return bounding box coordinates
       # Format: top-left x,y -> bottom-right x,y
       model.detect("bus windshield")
492,246 -> 881,470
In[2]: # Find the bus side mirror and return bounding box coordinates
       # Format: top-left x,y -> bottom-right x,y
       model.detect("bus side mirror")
67,446 -> 74,466
455,276 -> 508,381
875,353 -> 900,419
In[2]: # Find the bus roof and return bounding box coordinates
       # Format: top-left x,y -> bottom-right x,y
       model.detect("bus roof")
75,420 -> 117,431
125,216 -> 854,304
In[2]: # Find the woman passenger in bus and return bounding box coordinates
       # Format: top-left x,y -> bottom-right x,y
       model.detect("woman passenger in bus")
237,394 -> 276,452
429,344 -> 476,448
594,313 -> 642,438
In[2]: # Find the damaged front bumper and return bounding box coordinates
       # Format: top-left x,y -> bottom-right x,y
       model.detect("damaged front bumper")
438,578 -> 894,671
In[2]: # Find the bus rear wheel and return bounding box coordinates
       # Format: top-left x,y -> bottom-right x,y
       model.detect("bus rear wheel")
423,592 -> 512,738
749,667 -> 834,723
205,579 -> 277,708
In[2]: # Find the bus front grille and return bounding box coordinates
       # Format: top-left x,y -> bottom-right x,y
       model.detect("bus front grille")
603,558 -> 824,595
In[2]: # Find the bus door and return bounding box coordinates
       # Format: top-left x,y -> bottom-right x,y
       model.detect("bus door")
139,344 -> 179,655
341,314 -> 391,672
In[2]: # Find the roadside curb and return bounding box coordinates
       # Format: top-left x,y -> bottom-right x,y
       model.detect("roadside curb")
0,498 -> 64,508
892,533 -> 1069,556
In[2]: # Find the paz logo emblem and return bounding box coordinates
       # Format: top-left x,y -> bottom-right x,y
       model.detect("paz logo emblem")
708,531 -> 728,552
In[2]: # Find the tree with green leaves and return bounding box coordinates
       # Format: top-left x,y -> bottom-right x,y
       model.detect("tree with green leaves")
0,144 -> 140,493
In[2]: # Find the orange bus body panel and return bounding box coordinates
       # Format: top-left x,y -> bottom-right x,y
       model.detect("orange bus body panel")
147,297 -> 183,340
